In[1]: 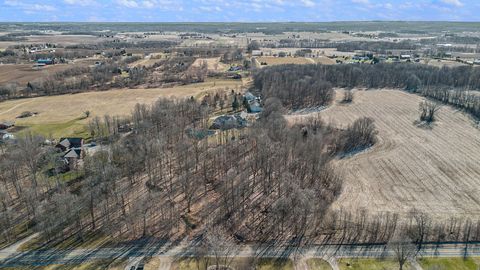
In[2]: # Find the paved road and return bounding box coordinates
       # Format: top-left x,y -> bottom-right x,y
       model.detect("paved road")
1,240 -> 480,267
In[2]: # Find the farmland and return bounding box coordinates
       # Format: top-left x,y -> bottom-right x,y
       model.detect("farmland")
0,64 -> 75,85
0,78 -> 243,138
289,89 -> 480,220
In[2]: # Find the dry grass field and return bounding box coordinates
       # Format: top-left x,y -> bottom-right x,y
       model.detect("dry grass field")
311,56 -> 337,65
0,78 -> 243,138
257,56 -> 314,66
0,64 -> 75,85
426,59 -> 470,68
288,89 -> 480,219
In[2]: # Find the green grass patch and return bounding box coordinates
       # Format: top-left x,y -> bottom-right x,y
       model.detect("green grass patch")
338,258 -> 412,270
15,118 -> 90,140
419,257 -> 479,270
173,257 -> 253,270
49,170 -> 85,184
307,258 -> 332,270
256,258 -> 294,270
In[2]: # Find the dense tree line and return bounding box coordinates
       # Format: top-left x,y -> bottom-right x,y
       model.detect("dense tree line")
254,63 -> 480,118
261,39 -> 418,53
5,22 -> 480,35
253,66 -> 334,109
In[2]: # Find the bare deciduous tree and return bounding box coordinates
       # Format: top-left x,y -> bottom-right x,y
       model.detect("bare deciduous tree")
388,231 -> 417,270
419,100 -> 440,123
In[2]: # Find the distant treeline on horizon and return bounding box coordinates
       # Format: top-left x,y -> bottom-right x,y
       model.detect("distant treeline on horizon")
1,21 -> 480,34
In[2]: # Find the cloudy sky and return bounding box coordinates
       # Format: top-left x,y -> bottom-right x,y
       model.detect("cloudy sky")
0,0 -> 477,22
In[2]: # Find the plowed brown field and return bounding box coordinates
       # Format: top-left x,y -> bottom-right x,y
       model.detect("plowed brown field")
289,89 -> 480,219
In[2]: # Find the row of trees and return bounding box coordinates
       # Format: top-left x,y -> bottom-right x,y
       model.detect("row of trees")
254,63 -> 480,119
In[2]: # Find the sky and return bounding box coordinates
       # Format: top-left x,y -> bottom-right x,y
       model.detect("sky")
0,0 -> 478,22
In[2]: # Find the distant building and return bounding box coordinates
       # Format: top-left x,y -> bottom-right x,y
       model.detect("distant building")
243,92 -> 263,113
37,58 -> 55,65
252,50 -> 262,57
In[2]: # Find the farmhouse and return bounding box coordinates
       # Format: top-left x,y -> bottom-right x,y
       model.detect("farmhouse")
55,137 -> 85,170
56,137 -> 84,152
64,148 -> 84,170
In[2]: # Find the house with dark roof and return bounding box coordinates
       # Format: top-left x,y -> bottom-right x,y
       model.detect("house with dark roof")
64,148 -> 84,170
56,138 -> 84,152
55,138 -> 85,170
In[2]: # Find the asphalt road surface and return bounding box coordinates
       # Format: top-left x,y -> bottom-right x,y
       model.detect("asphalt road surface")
1,239 -> 480,267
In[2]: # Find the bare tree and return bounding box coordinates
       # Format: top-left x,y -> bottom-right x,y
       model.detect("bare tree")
408,208 -> 431,252
203,226 -> 236,270
419,100 -> 440,123
342,89 -> 354,103
388,231 -> 417,270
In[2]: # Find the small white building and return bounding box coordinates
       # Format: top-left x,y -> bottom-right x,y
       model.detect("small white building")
252,50 -> 262,57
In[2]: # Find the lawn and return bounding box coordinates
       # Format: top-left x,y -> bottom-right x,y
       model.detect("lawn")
16,117 -> 91,140
419,257 -> 479,270
307,258 -> 333,270
256,258 -> 294,270
338,258 -> 412,270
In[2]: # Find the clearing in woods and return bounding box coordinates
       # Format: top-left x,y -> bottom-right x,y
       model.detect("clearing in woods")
288,89 -> 480,219
0,78 -> 243,138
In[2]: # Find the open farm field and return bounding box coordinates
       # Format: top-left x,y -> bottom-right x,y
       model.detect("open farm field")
0,78 -> 243,138
256,56 -> 314,66
288,89 -> 480,219
24,35 -> 106,46
426,59 -> 470,68
0,64 -> 74,85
